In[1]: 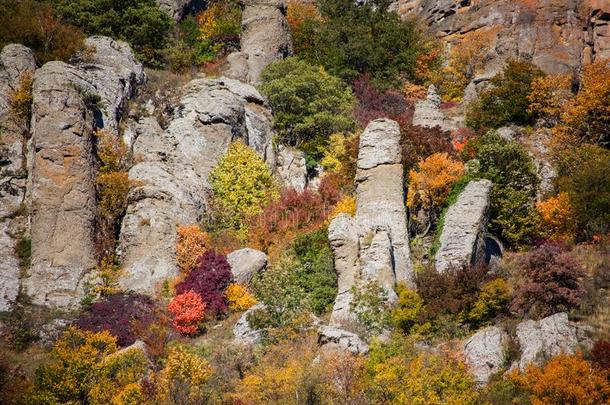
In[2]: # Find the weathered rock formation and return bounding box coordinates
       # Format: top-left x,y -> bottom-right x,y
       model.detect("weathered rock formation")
463,326 -> 509,385
157,0 -> 203,20
25,37 -> 145,308
412,85 -> 457,131
395,0 -> 603,78
0,44 -> 36,311
318,325 -> 370,355
118,78 -> 276,294
326,119 -> 413,335
227,0 -> 293,84
275,145 -> 308,191
435,179 -> 493,273
462,312 -> 592,385
234,303 -> 264,345
227,248 -> 268,284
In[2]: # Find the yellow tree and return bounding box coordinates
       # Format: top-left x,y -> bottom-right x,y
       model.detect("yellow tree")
528,73 -> 573,126
535,192 -> 576,242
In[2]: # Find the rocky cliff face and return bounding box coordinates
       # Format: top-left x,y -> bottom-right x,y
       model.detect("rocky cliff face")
394,0 -> 610,77
0,44 -> 36,311
118,78 -> 276,294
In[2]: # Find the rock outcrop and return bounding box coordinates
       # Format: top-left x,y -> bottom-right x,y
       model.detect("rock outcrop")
26,62 -> 100,308
118,78 -> 276,294
435,179 -> 493,273
0,44 -> 36,311
326,119 -> 413,333
227,248 -> 268,284
412,85 -> 456,131
463,326 -> 509,385
584,1 -> 610,63
25,37 -> 145,308
234,303 -> 264,345
513,312 -> 592,371
227,0 -> 293,84
156,0 -> 203,20
275,145 -> 307,191
318,325 -> 370,355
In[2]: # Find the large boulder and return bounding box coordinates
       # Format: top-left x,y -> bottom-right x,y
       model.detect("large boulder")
463,326 -> 509,385
227,0 -> 293,84
435,179 -> 493,273
513,312 -> 592,371
318,325 -> 369,355
118,78 -> 276,294
227,248 -> 268,284
25,62 -> 99,308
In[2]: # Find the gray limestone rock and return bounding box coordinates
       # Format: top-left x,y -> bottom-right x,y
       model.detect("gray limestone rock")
412,85 -> 456,132
463,326 -> 509,385
435,179 -> 493,273
227,0 -> 293,84
234,303 -> 264,345
318,325 -> 370,355
156,0 -> 200,20
0,222 -> 21,312
227,248 -> 268,284
275,145 -> 307,191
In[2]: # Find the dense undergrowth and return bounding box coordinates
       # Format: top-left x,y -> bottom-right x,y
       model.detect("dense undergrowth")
1,0 -> 610,404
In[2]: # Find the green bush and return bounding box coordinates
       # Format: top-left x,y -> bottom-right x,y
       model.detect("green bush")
291,228 -> 337,315
466,60 -> 545,130
55,0 -> 173,67
296,0 -> 434,89
557,145 -> 610,239
350,280 -> 391,337
259,57 -> 356,160
391,283 -> 425,335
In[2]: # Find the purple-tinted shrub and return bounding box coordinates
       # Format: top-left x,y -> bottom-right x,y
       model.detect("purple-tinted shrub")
175,251 -> 232,318
75,293 -> 156,347
510,240 -> 586,319
353,74 -> 412,127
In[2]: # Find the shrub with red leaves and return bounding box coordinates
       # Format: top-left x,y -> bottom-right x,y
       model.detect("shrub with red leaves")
353,74 -> 413,127
75,293 -> 157,346
398,118 -> 456,172
168,291 -> 205,335
175,251 -> 232,318
248,188 -> 331,257
591,339 -> 610,371
510,240 -> 586,319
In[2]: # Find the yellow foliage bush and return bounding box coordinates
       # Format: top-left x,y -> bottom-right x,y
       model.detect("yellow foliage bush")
91,255 -> 124,297
88,348 -> 148,405
327,195 -> 356,223
320,133 -> 350,173
407,152 -> 465,212
8,71 -> 33,122
209,141 -> 279,235
536,192 -> 576,241
155,345 -> 212,403
176,224 -> 209,273
509,353 -> 610,405
527,73 -> 572,126
225,283 -> 258,312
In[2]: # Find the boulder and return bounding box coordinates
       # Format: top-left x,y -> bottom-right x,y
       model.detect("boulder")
118,78 -> 276,294
234,303 -> 264,345
25,62 -> 99,308
156,0 -> 201,20
514,312 -> 592,371
227,0 -> 293,84
412,85 -> 456,131
318,325 -> 369,355
275,145 -> 307,191
463,326 -> 509,385
435,179 -> 493,273
227,248 -> 268,284
356,119 -> 413,286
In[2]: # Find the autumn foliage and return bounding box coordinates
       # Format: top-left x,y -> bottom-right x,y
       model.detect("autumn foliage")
168,291 -> 206,335
176,225 -> 209,273
225,283 -> 258,312
509,353 -> 610,405
536,193 -> 576,242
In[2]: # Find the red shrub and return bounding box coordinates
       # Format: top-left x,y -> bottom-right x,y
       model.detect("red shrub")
353,74 -> 413,127
168,291 -> 205,335
591,340 -> 610,371
75,293 -> 157,346
510,240 -> 586,319
175,251 -> 232,318
248,188 -> 331,258
398,117 -> 456,172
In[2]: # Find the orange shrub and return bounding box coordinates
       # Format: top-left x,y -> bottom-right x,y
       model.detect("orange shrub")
536,192 -> 576,241
168,291 -> 205,336
509,353 -> 610,405
286,0 -> 321,32
406,152 -> 465,213
176,225 -> 209,273
527,73 -> 572,126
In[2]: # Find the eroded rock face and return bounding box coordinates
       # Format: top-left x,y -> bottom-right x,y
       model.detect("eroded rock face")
227,0 -> 293,84
395,0 -> 588,76
318,325 -> 369,355
327,119 -> 413,333
157,0 -> 202,20
584,1 -> 610,63
463,326 -> 509,385
514,312 -> 592,371
275,145 -> 307,191
0,44 -> 36,311
118,78 -> 276,294
435,179 -> 493,273
26,62 -> 99,308
234,303 -> 264,345
227,248 -> 268,284
412,85 -> 457,131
